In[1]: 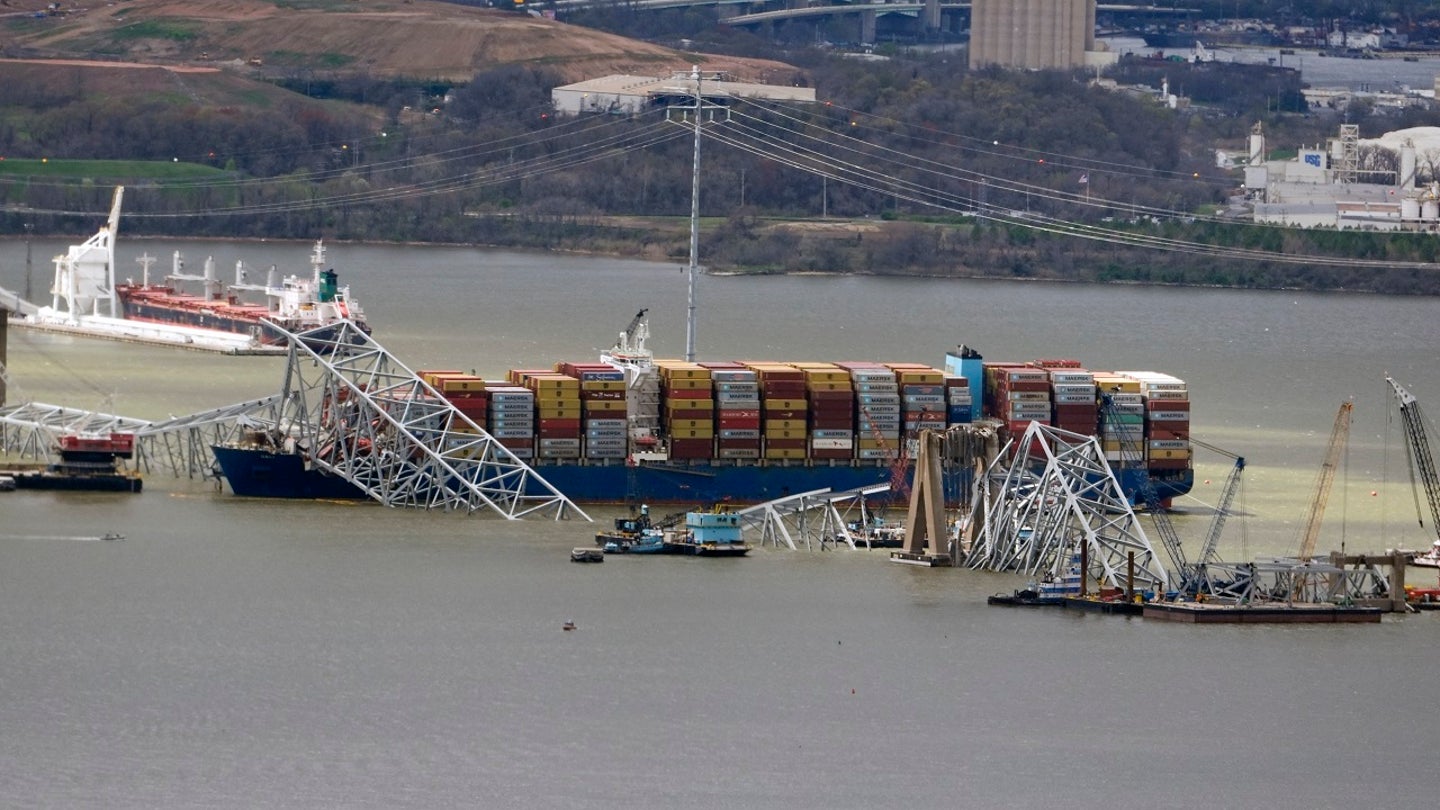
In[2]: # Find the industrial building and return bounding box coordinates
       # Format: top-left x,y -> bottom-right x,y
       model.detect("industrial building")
1245,123 -> 1440,232
551,73 -> 816,117
968,0 -> 1111,71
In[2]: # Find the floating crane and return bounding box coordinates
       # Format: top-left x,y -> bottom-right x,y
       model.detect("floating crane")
1188,438 -> 1246,571
1387,377 -> 1440,565
1296,401 -> 1353,562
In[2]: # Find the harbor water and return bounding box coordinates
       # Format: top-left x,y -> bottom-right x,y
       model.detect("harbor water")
1,239 -> 1437,807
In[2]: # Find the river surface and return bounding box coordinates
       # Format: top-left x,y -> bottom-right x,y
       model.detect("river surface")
1,238 -> 1437,807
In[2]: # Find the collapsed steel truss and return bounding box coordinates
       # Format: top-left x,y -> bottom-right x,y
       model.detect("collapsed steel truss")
257,319 -> 587,520
736,483 -> 891,550
2,319 -> 588,521
0,397 -> 283,481
963,421 -> 1171,591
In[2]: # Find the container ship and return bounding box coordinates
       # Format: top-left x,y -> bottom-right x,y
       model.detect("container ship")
212,315 -> 1195,507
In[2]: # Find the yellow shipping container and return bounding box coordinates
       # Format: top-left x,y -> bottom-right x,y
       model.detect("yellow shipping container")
581,380 -> 625,392
665,399 -> 715,411
664,378 -> 712,391
1149,449 -> 1192,460
764,448 -> 807,460
537,407 -> 581,420
764,419 -> 806,431
583,400 -> 627,412
1094,375 -> 1142,393
534,392 -> 581,406
670,428 -> 714,439
655,361 -> 711,380
765,427 -> 808,439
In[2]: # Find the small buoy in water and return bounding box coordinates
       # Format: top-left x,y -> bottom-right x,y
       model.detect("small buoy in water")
851,689 -> 856,695
562,621 -> 576,631
1371,490 -> 1378,497
1204,479 -> 1212,485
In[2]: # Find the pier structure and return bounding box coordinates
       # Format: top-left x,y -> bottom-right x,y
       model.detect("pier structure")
962,420 -> 1170,591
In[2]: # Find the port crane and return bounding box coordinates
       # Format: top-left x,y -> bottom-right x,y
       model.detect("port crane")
1387,377 -> 1440,564
1296,400 -> 1353,562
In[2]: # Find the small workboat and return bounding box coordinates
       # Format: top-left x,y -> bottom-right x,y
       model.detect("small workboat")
571,547 -> 604,563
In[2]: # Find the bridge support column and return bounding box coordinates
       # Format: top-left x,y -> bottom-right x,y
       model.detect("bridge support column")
923,0 -> 940,32
860,10 -> 876,46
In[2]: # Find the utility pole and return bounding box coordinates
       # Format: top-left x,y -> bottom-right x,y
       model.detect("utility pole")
667,65 -> 728,363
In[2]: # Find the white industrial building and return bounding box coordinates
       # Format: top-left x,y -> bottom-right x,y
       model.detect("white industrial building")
551,73 -> 816,117
1246,123 -> 1440,232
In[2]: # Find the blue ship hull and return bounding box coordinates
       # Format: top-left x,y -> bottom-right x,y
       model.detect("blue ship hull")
211,446 -> 1192,507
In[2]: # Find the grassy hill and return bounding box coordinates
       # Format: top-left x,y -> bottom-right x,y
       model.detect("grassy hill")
0,0 -> 797,82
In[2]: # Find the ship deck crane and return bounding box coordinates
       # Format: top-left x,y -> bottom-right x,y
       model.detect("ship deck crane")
1296,401 -> 1353,562
1387,377 -> 1440,561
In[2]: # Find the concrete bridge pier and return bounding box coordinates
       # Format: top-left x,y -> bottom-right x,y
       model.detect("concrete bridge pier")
860,10 -> 876,45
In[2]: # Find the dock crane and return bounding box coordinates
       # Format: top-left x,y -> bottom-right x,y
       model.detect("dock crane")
1296,400 -> 1353,562
1387,377 -> 1440,564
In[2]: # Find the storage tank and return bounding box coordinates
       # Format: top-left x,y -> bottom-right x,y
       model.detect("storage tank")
1422,199 -> 1438,221
1402,197 -> 1421,220
1400,145 -> 1417,190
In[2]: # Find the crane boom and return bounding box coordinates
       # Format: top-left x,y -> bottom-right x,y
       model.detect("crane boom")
1188,437 -> 1246,569
1296,401 -> 1352,562
1387,377 -> 1440,548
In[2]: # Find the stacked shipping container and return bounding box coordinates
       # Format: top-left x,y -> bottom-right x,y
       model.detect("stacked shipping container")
657,361 -> 715,460
416,358 -> 1186,478
704,362 -> 762,460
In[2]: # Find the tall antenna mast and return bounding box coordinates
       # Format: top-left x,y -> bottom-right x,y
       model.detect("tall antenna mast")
686,65 -> 702,363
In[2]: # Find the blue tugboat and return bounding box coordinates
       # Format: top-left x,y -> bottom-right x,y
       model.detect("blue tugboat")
665,509 -> 750,557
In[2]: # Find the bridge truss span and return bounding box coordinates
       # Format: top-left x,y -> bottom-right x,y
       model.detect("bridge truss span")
260,319 -> 588,520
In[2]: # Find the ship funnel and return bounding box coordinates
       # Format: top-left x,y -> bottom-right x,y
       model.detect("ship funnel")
267,265 -> 278,289
235,260 -> 248,286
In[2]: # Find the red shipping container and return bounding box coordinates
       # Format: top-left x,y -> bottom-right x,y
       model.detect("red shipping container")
537,418 -> 582,430
810,448 -> 853,460
1146,399 -> 1191,411
718,416 -> 761,429
669,438 -> 714,458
